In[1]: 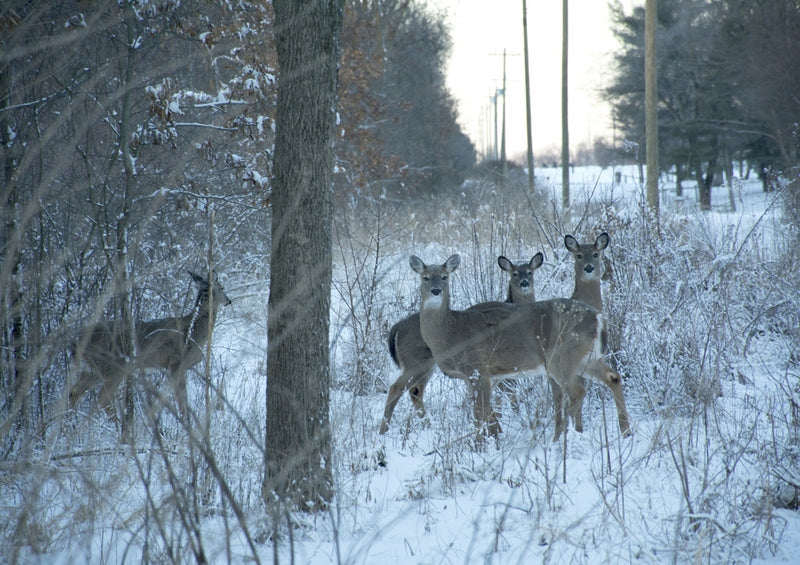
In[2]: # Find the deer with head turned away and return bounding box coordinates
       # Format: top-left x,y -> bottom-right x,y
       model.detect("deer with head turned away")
409,253 -> 630,441
69,270 -> 231,420
379,253 -> 544,434
551,232 -> 611,435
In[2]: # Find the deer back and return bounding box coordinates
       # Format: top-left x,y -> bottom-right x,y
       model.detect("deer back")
411,254 -> 604,384
136,270 -> 230,376
135,313 -> 203,374
76,321 -> 136,379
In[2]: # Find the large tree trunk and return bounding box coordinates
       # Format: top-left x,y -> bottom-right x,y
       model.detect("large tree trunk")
265,0 -> 344,512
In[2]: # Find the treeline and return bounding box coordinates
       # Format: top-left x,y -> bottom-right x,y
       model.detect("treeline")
0,0 -> 473,447
604,0 -> 800,206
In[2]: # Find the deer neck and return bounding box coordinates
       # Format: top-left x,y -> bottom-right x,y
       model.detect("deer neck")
508,284 -> 535,304
185,298 -> 214,345
418,292 -> 456,346
571,279 -> 603,311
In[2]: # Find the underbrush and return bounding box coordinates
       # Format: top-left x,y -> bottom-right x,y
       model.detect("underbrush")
2,171 -> 799,563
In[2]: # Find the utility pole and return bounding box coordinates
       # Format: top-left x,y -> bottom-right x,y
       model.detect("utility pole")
492,91 -> 499,161
645,0 -> 659,217
561,0 -> 570,209
500,48 -> 507,176
489,51 -> 519,174
522,0 -> 535,191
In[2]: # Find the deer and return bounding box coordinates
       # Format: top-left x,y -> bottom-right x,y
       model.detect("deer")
69,270 -> 231,420
552,232 -> 610,435
409,253 -> 630,441
565,232 -> 609,312
379,253 -> 544,434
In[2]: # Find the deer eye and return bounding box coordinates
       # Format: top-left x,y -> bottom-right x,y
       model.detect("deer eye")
441,275 -> 448,280
593,253 -> 599,258
576,254 -> 583,259
423,275 -> 430,281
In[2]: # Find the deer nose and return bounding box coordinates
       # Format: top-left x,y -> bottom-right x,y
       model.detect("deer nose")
430,287 -> 441,296
520,279 -> 530,288
584,264 -> 594,274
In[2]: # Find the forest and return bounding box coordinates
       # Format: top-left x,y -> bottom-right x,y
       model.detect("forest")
1,0 -> 799,563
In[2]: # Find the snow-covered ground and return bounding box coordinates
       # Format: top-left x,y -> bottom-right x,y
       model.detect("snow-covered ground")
7,166 -> 800,564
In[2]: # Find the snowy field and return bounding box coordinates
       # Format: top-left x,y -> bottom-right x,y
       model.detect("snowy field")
5,165 -> 800,564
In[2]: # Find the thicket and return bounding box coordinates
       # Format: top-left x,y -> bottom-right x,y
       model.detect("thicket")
2,0 -> 799,561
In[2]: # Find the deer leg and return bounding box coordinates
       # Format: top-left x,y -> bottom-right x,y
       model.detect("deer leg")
471,372 -> 501,439
588,359 -> 631,437
496,379 -> 520,416
564,375 -> 586,433
97,373 -> 123,422
380,378 -> 408,434
602,365 -> 631,437
380,364 -> 433,434
548,376 -> 566,441
169,364 -> 189,421
68,371 -> 96,409
408,368 -> 433,421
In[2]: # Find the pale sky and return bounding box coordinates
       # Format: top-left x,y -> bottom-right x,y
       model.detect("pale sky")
433,0 -> 635,162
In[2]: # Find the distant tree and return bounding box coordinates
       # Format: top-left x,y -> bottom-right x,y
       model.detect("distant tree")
590,138 -> 621,168
264,0 -> 344,511
606,0 -> 744,209
719,0 -> 800,185
337,0 -> 475,199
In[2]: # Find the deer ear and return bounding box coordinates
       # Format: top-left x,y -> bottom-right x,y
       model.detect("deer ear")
564,235 -> 579,252
596,232 -> 610,251
531,252 -> 544,270
409,255 -> 425,274
497,256 -> 513,272
444,254 -> 461,273
188,271 -> 205,284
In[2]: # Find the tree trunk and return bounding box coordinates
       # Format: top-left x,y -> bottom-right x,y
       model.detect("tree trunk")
265,0 -> 344,512
699,137 -> 719,211
119,1 -> 137,445
698,161 -> 714,211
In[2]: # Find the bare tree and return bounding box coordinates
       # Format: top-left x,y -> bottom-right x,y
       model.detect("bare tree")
264,0 -> 345,511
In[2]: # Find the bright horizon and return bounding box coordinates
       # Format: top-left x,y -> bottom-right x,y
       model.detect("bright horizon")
435,0 -> 637,163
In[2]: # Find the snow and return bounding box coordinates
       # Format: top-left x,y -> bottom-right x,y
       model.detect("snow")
7,166 -> 800,564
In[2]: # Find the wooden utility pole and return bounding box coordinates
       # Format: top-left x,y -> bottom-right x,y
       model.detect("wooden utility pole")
522,0 -> 535,191
501,48 -> 507,176
645,0 -> 659,215
561,0 -> 570,209
493,91 -> 499,161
